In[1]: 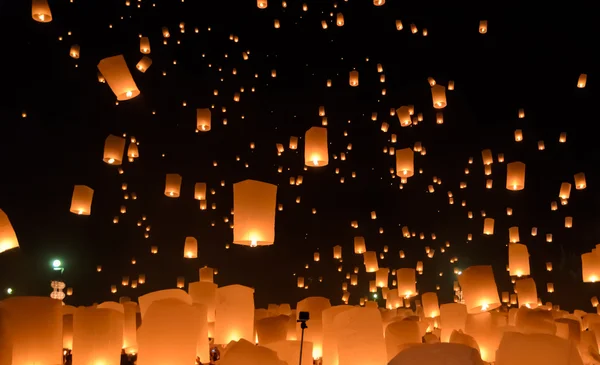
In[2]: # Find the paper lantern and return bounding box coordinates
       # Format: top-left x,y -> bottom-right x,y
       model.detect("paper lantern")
97,54 -> 140,101
289,136 -> 298,150
483,218 -> 494,235
363,251 -> 379,272
184,237 -> 198,258
69,45 -> 80,59
508,226 -> 520,243
574,172 -> 586,189
422,292 -> 440,318
32,0 -> 52,22
70,185 -> 94,215
122,302 -> 138,353
214,285 -> 255,344
479,20 -> 488,34
194,182 -> 207,200
481,149 -> 493,165
509,243 -> 530,277
233,180 -> 277,246
0,209 -> 19,254
333,245 -> 342,259
135,56 -> 152,73
304,127 -> 328,166
582,252 -> 600,282
257,0 -> 267,8
336,13 -> 344,26
314,252 -> 320,262
354,236 -> 366,254
140,37 -> 151,54
515,278 -> 537,307
458,265 -> 501,313
73,306 -> 124,365
559,182 -> 571,199
196,108 -> 211,132
395,148 -> 414,177
164,173 -> 182,197
506,161 -> 526,190
103,134 -> 126,165
127,142 -> 139,158
375,268 -> 389,287
296,297 -> 331,359
349,70 -> 359,86
334,307 -> 387,365
396,106 -> 411,127
577,73 -> 587,88
396,268 -> 416,298
431,85 -> 447,109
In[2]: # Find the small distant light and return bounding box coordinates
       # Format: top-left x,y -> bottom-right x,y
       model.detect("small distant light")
52,259 -> 62,268
6,288 -> 13,294
457,271 -> 462,275
373,293 -> 378,299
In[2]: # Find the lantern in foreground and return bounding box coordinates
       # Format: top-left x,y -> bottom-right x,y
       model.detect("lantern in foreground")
396,148 -> 414,178
196,108 -> 211,132
32,0 -> 52,22
103,134 -> 126,165
184,237 -> 198,258
304,127 -> 328,166
164,173 -> 182,197
97,54 -> 140,101
506,161 -> 526,191
214,285 -> 255,344
458,265 -> 501,313
582,252 -> 600,282
233,180 -> 277,246
349,70 -> 359,86
0,208 -> 19,254
70,185 -> 94,215
431,85 -> 447,109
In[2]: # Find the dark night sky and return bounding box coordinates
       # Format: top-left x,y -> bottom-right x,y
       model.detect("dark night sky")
1,1 -> 599,311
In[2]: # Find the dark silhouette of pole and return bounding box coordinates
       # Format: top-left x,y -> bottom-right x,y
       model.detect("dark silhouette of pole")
298,320 -> 307,365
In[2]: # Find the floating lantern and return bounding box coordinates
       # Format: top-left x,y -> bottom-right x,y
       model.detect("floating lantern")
354,236 -> 366,254
483,218 -> 494,235
32,0 -> 52,22
164,173 -> 182,197
479,20 -> 488,34
0,209 -> 19,254
574,172 -> 587,189
458,265 -> 501,313
140,37 -> 151,54
577,73 -> 587,88
304,127 -> 328,166
103,134 -> 126,165
70,185 -> 94,215
97,54 -> 140,100
349,70 -> 359,86
396,268 -> 416,298
431,85 -> 447,108
396,148 -> 414,178
196,108 -> 211,132
184,237 -> 198,258
257,0 -> 267,8
509,243 -> 530,277
506,161 -> 526,191
69,45 -> 80,59
233,180 -> 277,246
135,56 -> 152,73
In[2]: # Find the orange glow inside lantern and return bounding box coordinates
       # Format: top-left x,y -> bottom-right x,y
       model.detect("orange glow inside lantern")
304,126 -> 328,166
233,180 -> 277,246
97,54 -> 140,101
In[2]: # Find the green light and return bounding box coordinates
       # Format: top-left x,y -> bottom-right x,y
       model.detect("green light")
52,259 -> 62,268
6,288 -> 12,295
373,293 -> 378,299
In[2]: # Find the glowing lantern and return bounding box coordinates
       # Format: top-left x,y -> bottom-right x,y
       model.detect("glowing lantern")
70,185 -> 94,215
32,0 -> 52,22
257,0 -> 267,8
297,276 -> 305,288
164,173 -> 182,197
395,148 -> 414,178
582,252 -> 600,282
214,285 -> 255,344
195,108 -> 211,132
458,265 -> 501,313
289,136 -> 298,150
481,149 -> 493,165
334,307 -> 386,365
233,180 -> 277,246
547,283 -> 554,293
515,278 -> 537,307
304,127 -> 328,167
395,20 -> 403,30
431,85 -> 447,108
478,20 -> 489,34
69,45 -> 80,59
509,243 -> 530,277
194,183 -> 207,201
363,251 -> 379,272
376,268 -> 388,287
0,209 -> 19,254
518,108 -> 525,118
574,172 -> 587,189
577,73 -> 587,88
184,237 -> 198,258
396,106 -> 411,127
127,143 -> 139,158
422,292 -> 440,317
354,236 -> 366,254
135,56 -> 152,73
349,70 -> 359,86
396,268 -> 416,298
514,129 -> 523,141
314,252 -> 320,262
103,134 -> 126,165
97,55 -> 140,101
506,162 -> 525,190
565,216 -> 573,228
559,182 -> 571,199
336,13 -> 344,26
509,226 -> 519,243
140,37 -> 151,54
333,245 -> 342,259
483,218 -> 494,235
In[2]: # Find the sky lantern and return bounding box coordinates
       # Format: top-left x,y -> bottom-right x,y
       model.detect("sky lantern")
214,285 -> 255,344
509,226 -> 520,243
289,136 -> 298,150
69,45 -> 80,59
559,182 -> 572,199
304,126 -> 328,167
395,148 -> 414,178
136,56 -> 152,73
127,142 -> 139,159
515,278 -> 537,307
0,208 -> 19,254
396,106 -> 411,127
363,251 -> 379,272
574,172 -> 587,189
481,149 -> 493,165
32,0 -> 52,22
483,218 -> 494,235
102,135 -> 126,165
506,161 -> 526,190
194,182 -> 207,200
354,236 -> 366,254
458,265 -> 501,313
184,237 -> 198,258
97,54 -> 140,101
70,185 -> 94,215
375,268 -> 388,287
196,108 -> 211,132
333,245 -> 342,259
257,0 -> 267,8
431,85 -> 447,108
577,73 -> 587,88
140,37 -> 151,54
479,20 -> 488,34
164,173 -> 182,197
421,292 -> 440,318
73,306 -> 124,365
509,243 -> 530,277
349,70 -> 359,86
582,251 -> 600,282
336,13 -> 344,26
396,268 -> 416,298
233,180 -> 277,247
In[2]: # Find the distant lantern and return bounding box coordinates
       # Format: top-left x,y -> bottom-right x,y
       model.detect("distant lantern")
458,265 -> 501,313
135,56 -> 152,73
506,161 -> 526,191
97,54 -> 140,101
396,106 -> 411,127
69,45 -> 80,59
333,245 -> 342,259
349,70 -> 359,86
0,209 -> 19,254
103,134 -> 126,165
184,237 -> 198,258
139,37 -> 151,54
161,27 -> 170,37
194,182 -> 207,200
431,85 -> 447,109
257,0 -> 267,8
354,236 -> 366,254
509,243 -> 530,277
196,108 -> 211,132
395,20 -> 403,30
70,185 -> 94,215
559,182 -> 571,199
577,73 -> 587,88
483,218 -> 494,235
514,129 -> 523,142
479,20 -> 488,34
481,149 -> 493,165
274,19 -> 280,28
289,136 -> 298,150
164,173 -> 182,197
395,148 -> 414,178
574,172 -> 586,190
233,180 -> 277,247
448,80 -> 455,90
314,252 -> 320,262
127,143 -> 139,159
176,277 -> 185,288
509,226 -> 519,243
304,127 -> 328,167
336,13 -> 344,26
32,0 -> 52,22
297,277 -> 304,288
